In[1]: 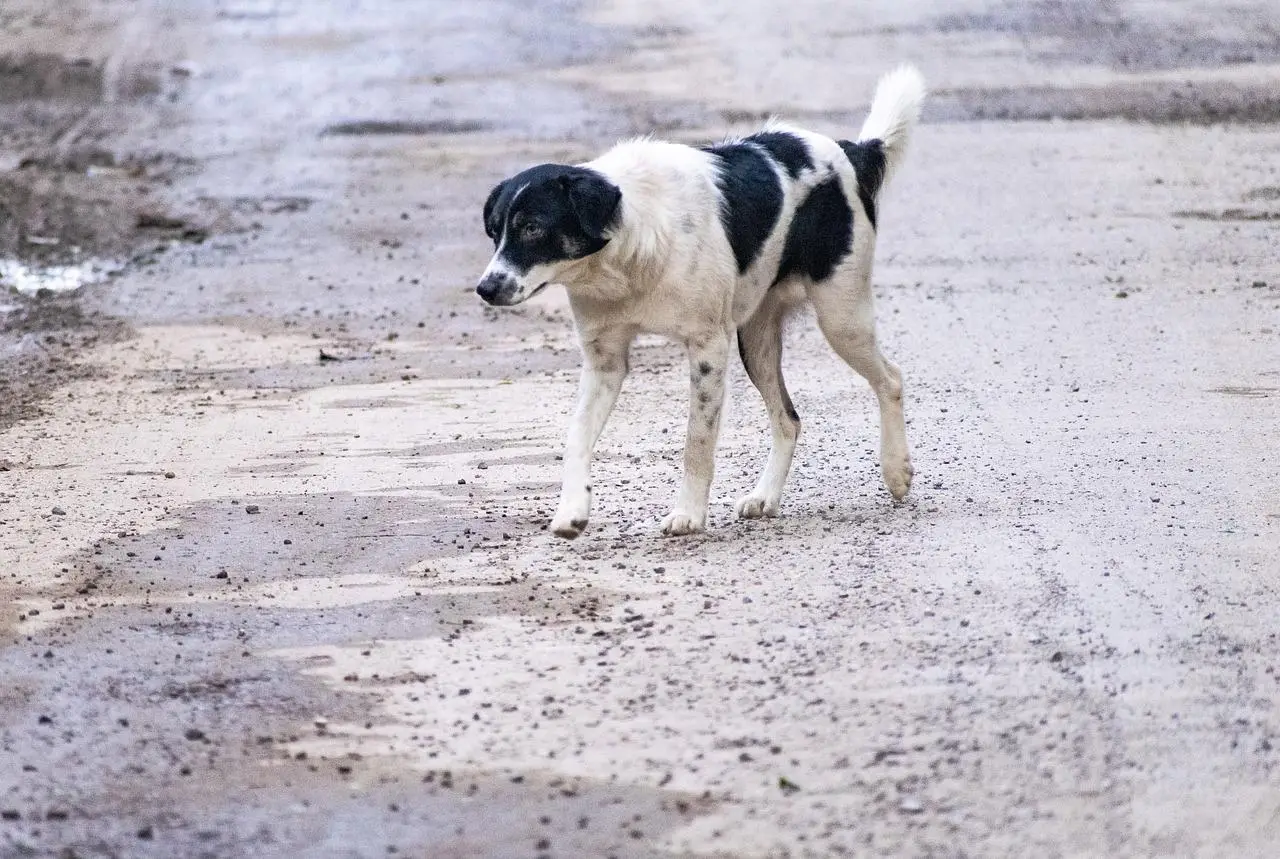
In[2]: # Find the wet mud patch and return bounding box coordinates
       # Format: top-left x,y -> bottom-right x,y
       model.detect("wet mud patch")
936,0 -> 1280,72
1244,186 -> 1280,202
321,118 -> 490,137
45,492 -> 519,604
0,48 -> 241,430
930,80 -> 1280,124
0,51 -> 162,105
1173,207 -> 1280,222
0,291 -> 130,430
0,488 -> 675,857
1208,386 -> 1277,399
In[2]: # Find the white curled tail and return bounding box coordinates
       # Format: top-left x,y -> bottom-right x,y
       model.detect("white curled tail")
857,64 -> 926,184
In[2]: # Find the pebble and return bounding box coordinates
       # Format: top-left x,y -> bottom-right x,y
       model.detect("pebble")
51,506 -> 66,516
245,504 -> 261,514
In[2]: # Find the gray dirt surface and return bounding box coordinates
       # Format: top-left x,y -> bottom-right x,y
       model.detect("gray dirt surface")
2,0 -> 1279,857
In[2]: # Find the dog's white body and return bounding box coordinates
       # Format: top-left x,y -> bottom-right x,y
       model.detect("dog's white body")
478,66 -> 925,537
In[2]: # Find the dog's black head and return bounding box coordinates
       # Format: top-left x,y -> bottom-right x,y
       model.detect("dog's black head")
476,164 -> 621,306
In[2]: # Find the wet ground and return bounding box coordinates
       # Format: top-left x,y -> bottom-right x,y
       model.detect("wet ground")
2,0 -> 1279,857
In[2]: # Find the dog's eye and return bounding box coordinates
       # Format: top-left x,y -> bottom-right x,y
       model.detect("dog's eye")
521,223 -> 545,241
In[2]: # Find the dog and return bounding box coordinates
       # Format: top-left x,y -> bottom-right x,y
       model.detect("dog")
475,65 -> 924,538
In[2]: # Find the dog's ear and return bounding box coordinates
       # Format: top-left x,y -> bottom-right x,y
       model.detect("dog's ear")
563,174 -> 621,241
482,181 -> 506,240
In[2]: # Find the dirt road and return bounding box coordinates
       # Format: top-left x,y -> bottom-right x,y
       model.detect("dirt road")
2,1 -> 1279,857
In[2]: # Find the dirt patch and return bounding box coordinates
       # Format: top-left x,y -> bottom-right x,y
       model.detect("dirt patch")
321,118 -> 491,136
929,79 -> 1280,124
0,52 -> 107,103
0,490 -> 708,858
1244,186 -> 1280,202
0,292 -> 130,429
1173,207 -> 1280,222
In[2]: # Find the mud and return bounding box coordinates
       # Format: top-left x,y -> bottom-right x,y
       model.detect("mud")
0,292 -> 129,429
2,0 -> 1280,857
1,492 -> 689,858
931,79 -> 1280,124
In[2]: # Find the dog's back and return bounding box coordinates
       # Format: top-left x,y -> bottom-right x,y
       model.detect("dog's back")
580,66 -> 926,327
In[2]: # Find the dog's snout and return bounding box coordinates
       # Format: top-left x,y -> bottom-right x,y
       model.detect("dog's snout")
475,273 -> 512,304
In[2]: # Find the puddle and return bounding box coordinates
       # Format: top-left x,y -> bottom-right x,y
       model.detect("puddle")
0,257 -> 122,295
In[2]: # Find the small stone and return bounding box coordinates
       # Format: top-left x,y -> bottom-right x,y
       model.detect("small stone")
137,825 -> 154,840
245,504 -> 260,514
184,728 -> 206,741
1252,281 -> 1267,288
51,507 -> 66,516
164,471 -> 176,479
1115,290 -> 1129,299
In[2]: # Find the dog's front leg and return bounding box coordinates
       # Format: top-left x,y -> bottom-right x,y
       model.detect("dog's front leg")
662,331 -> 732,536
550,330 -> 631,539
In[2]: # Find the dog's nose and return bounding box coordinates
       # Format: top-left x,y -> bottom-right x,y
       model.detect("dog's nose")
475,273 -> 513,304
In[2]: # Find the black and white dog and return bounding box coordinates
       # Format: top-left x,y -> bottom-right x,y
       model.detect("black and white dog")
476,66 -> 924,538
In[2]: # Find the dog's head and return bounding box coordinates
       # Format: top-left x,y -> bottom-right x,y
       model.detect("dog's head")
476,164 -> 621,306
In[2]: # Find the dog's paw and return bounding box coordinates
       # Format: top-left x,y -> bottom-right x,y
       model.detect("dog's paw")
660,510 -> 705,537
550,517 -> 588,539
884,458 -> 914,501
734,494 -> 779,520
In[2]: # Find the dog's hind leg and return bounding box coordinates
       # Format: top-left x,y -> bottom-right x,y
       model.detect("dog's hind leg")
734,289 -> 800,519
662,329 -> 733,536
550,327 -> 633,539
809,273 -> 913,501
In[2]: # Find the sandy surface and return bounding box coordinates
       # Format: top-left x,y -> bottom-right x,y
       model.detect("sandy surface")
2,1 -> 1279,857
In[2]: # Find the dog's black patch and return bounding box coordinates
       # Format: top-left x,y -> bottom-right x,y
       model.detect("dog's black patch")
746,131 -> 813,179
838,138 -> 887,230
697,360 -> 712,377
774,178 -> 853,285
703,143 -> 783,274
483,164 -> 621,273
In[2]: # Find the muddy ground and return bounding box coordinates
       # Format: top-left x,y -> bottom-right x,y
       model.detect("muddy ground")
2,1 -> 1279,857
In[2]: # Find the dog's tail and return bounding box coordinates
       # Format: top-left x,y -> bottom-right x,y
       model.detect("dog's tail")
854,64 -> 925,187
